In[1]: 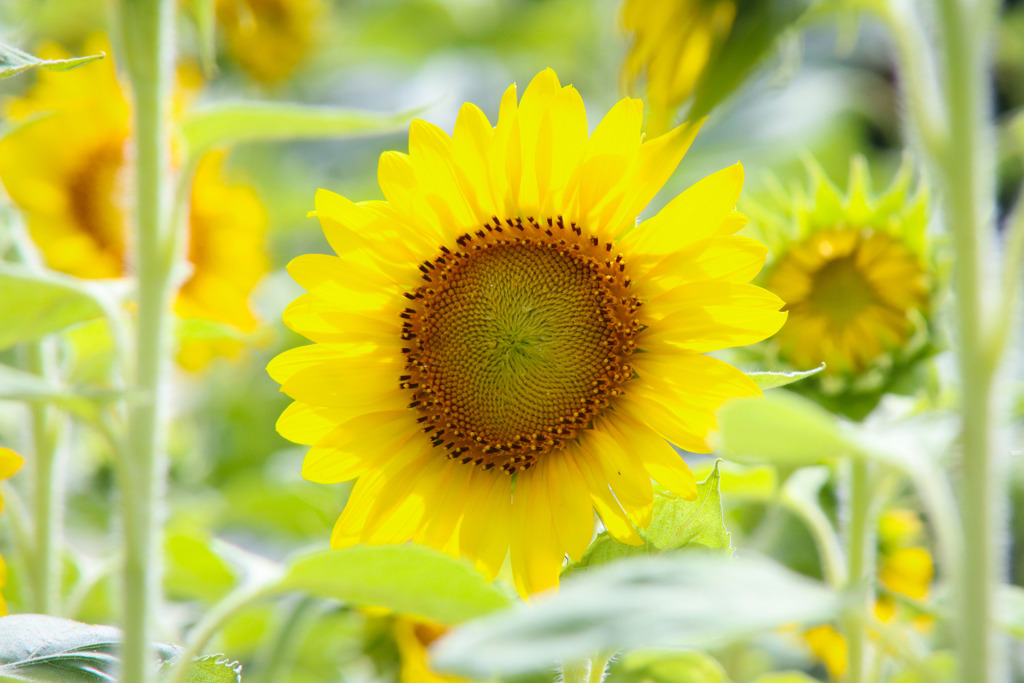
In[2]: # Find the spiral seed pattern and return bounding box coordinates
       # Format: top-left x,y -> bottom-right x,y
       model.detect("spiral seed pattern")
399,216 -> 642,473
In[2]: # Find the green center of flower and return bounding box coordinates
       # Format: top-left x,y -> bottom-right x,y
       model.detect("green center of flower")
808,255 -> 876,324
399,216 -> 641,473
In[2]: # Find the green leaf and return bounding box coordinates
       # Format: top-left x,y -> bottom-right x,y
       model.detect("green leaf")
746,364 -> 825,390
645,463 -> 731,551
997,584 -> 1024,638
181,102 -> 416,158
432,554 -> 840,678
889,652 -> 955,683
279,545 -> 511,624
164,531 -> 239,603
564,465 -> 731,576
613,649 -> 729,683
0,266 -> 105,351
0,43 -> 104,80
183,654 -> 241,683
751,673 -> 823,683
689,0 -> 812,118
0,364 -> 106,420
0,614 -> 179,681
692,461 -> 778,502
714,391 -> 860,466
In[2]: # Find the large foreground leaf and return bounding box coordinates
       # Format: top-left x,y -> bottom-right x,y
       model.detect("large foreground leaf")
0,615 -> 178,681
280,545 -> 512,624
432,554 -> 839,678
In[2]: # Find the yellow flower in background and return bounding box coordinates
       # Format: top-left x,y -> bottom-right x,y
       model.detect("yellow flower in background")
621,0 -> 735,134
0,448 -> 25,616
803,624 -> 847,681
216,0 -> 324,85
393,617 -> 465,683
759,157 -> 930,376
804,509 -> 934,679
0,35 -> 268,369
176,151 -> 269,370
0,36 -> 129,279
269,69 -> 786,597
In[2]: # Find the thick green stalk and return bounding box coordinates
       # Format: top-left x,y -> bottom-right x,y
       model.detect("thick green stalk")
562,660 -> 590,683
932,1 -> 1002,682
24,342 -> 62,615
116,0 -> 176,681
842,460 -> 873,683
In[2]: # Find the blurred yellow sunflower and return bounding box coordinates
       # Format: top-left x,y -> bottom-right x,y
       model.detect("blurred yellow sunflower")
0,35 -> 268,369
0,448 -> 25,616
393,617 -> 465,683
760,158 -> 930,376
216,0 -> 324,85
621,0 -> 735,134
269,69 -> 786,597
804,509 -> 934,680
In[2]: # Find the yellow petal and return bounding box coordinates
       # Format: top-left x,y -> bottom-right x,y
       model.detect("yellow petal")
622,163 -> 743,254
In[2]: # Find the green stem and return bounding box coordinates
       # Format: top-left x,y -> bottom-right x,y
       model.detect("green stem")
842,459 -> 874,683
782,489 -> 847,589
931,1 -> 1002,682
588,651 -> 616,683
164,583 -> 276,683
253,596 -> 318,683
561,659 -> 589,683
116,0 -> 176,680
23,342 -> 62,615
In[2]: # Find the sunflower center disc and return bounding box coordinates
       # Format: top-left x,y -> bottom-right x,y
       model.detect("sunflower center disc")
808,255 -> 877,324
399,217 -> 641,473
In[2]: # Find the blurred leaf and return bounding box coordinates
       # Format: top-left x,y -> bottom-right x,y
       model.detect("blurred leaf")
181,102 -> 417,158
689,0 -> 813,119
565,465 -> 731,576
613,649 -> 729,683
997,584 -> 1024,638
693,461 -> 778,502
432,554 -> 840,678
751,673 -> 823,683
0,42 -> 103,80
889,652 -> 955,683
0,614 -> 179,681
279,545 -> 511,624
0,364 -> 109,420
0,266 -> 104,351
164,531 -> 238,603
182,654 -> 241,683
746,365 -> 825,390
715,391 -> 860,466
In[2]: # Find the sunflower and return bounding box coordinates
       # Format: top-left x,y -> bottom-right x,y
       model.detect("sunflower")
269,69 -> 786,597
0,35 -> 268,369
393,616 -> 465,683
216,0 -> 324,85
804,509 -> 934,680
621,0 -> 736,134
757,157 -> 930,377
0,448 -> 24,615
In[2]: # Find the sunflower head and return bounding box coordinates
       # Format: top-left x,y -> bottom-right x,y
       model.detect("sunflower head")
621,0 -> 736,134
269,69 -> 786,597
749,156 -> 933,417
216,0 -> 324,85
175,150 -> 269,370
0,34 -> 131,279
0,36 -> 267,369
